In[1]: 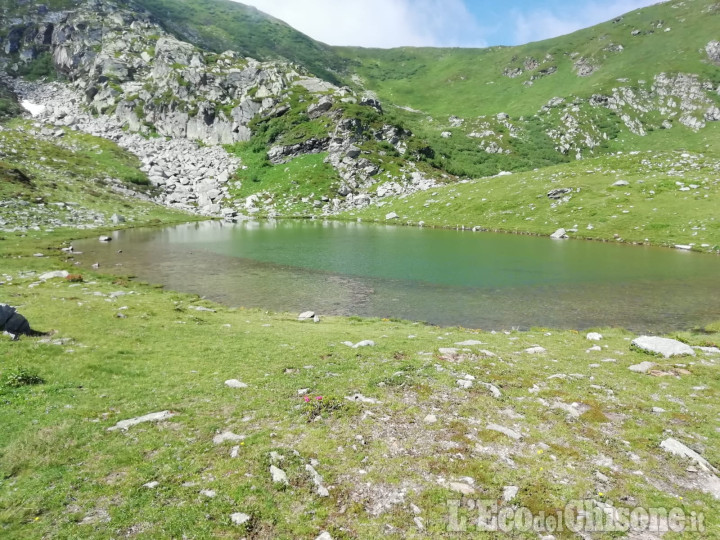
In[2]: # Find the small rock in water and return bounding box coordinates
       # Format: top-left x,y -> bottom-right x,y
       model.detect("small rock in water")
632,336 -> 695,358
99,236 -> 112,243
225,379 -> 248,389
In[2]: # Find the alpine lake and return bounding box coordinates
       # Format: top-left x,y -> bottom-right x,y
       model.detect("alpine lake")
73,220 -> 720,332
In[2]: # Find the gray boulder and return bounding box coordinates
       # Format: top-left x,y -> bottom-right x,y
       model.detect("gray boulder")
631,336 -> 695,358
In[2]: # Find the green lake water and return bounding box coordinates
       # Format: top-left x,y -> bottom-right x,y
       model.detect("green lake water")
73,220 -> 720,331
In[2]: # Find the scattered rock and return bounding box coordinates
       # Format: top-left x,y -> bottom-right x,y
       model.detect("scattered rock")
487,423 -> 522,440
270,465 -> 289,485
550,228 -> 568,239
230,513 -> 251,526
213,432 -> 245,444
660,438 -> 718,474
525,346 -> 546,354
503,486 -> 519,502
632,336 -> 696,358
316,532 -> 333,540
200,489 -> 216,498
628,361 -> 656,374
39,270 -> 69,280
345,393 -> 381,404
385,212 -> 398,220
342,340 -> 375,349
107,411 -> 175,431
225,379 -> 248,389
298,311 -> 315,321
143,481 -> 159,489
424,414 -> 438,424
455,340 -> 484,346
586,332 -> 603,341
306,464 -> 329,497
448,482 -> 476,495
478,382 -> 502,398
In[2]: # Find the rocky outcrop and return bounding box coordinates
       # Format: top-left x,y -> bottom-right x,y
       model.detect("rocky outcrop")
706,41 -> 720,65
12,78 -> 240,216
0,0 -> 317,146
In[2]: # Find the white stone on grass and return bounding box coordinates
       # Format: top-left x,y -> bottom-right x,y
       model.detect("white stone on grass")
107,411 -> 175,431
39,270 -> 69,281
586,332 -> 603,341
213,432 -> 245,444
230,513 -> 251,526
660,438 -> 717,474
342,340 -> 375,349
628,362 -> 655,374
487,423 -> 522,440
503,486 -> 519,502
525,346 -> 546,354
270,465 -> 289,485
632,336 -> 695,358
448,482 -> 476,495
225,379 -> 248,388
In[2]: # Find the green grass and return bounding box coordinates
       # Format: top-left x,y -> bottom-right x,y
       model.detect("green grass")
226,150 -> 340,212
129,0 -> 348,84
0,120 -> 189,230
337,0 -> 720,119
344,148 -> 720,250
0,227 -> 718,538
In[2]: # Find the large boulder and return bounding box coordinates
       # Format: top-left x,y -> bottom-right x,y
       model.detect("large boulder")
631,336 -> 695,358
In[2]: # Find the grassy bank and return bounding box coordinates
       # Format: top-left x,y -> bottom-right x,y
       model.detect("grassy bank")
344,149 -> 720,251
1,223 -> 719,539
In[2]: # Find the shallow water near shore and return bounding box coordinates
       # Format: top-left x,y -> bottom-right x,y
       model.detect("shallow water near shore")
73,220 -> 720,332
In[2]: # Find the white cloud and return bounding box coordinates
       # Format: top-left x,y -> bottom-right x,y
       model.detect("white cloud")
511,0 -> 661,45
235,0 -> 486,48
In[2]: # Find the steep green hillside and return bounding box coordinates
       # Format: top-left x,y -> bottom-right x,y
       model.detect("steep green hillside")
128,0 -> 346,83
338,0 -> 720,118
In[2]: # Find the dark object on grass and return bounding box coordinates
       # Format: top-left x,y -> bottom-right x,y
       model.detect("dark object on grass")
0,304 -> 49,339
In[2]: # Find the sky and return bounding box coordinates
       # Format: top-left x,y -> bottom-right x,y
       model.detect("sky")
236,0 -> 660,48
